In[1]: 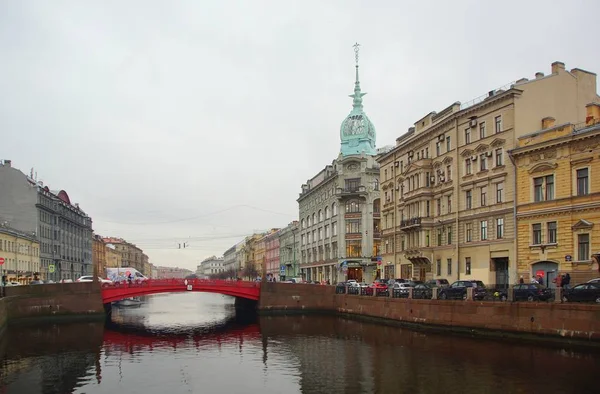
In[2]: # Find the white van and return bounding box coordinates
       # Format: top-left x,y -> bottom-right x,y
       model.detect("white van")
106,267 -> 148,284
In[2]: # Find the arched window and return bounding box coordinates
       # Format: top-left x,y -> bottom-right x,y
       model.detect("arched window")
301,219 -> 305,229
345,199 -> 361,213
312,213 -> 316,225
307,216 -> 311,227
332,203 -> 338,216
324,206 -> 330,219
318,210 -> 323,222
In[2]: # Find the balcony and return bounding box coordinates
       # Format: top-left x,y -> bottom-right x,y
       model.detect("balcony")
336,185 -> 368,197
373,231 -> 382,239
399,217 -> 422,230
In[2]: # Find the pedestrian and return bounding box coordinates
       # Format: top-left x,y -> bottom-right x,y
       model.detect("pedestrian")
563,273 -> 571,289
554,274 -> 562,288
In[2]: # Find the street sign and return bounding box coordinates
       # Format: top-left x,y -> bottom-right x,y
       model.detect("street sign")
0,257 -> 4,265
280,265 -> 286,275
48,264 -> 55,273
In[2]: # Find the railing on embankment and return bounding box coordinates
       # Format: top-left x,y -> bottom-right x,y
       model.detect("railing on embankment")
258,282 -> 600,343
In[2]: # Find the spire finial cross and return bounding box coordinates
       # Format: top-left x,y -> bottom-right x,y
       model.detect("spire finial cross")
353,42 -> 360,66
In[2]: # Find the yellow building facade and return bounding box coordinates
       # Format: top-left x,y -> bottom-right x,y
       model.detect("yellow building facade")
105,245 -> 122,269
0,226 -> 40,283
510,104 -> 600,285
378,61 -> 598,285
92,234 -> 107,278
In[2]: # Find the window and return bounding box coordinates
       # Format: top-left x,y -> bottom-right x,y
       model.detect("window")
345,178 -> 360,192
325,225 -> 330,238
425,148 -> 429,158
534,175 -> 554,202
446,165 -> 452,181
447,195 -> 452,213
480,220 -> 488,240
318,227 -> 323,240
301,219 -> 305,229
465,159 -> 472,175
332,203 -> 337,216
547,221 -> 557,243
480,187 -> 487,206
578,234 -> 590,261
426,200 -> 430,217
426,171 -> 430,187
346,240 -> 362,258
479,122 -> 486,139
466,190 -> 472,209
496,218 -> 504,239
532,223 -> 542,245
436,141 -> 441,156
496,182 -> 504,203
576,168 -> 589,196
495,148 -> 503,166
332,222 -> 337,236
436,259 -> 441,276
447,226 -> 452,245
437,199 -> 441,215
480,154 -> 487,171
495,116 -> 502,133
437,228 -> 442,246
325,206 -> 330,219
446,136 -> 451,152
465,257 -> 471,275
466,223 -> 472,242
425,230 -> 430,247
345,200 -> 360,213
318,210 -> 323,222
447,258 -> 452,276
465,128 -> 471,144
345,220 -> 361,234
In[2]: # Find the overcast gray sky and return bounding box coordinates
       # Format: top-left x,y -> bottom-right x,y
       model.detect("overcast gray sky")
1,0 -> 598,271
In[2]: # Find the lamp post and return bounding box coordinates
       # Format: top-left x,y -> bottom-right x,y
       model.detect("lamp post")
292,229 -> 297,277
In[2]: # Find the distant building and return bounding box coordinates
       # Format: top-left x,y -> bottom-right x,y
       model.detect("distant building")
101,237 -> 145,274
155,266 -> 193,279
0,225 -> 40,283
105,243 -> 121,269
197,256 -> 225,278
265,229 -> 282,279
92,234 -> 107,278
0,160 -> 93,281
278,221 -> 300,279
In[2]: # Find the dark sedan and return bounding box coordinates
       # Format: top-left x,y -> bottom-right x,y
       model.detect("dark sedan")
562,283 -> 600,303
439,280 -> 487,300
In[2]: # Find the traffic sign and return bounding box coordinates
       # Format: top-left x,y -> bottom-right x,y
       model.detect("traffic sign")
0,257 -> 4,265
279,265 -> 286,275
48,264 -> 55,273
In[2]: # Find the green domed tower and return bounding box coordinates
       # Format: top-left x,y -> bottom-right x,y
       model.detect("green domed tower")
340,43 -> 376,157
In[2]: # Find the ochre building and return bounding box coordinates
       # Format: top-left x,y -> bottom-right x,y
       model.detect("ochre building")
510,104 -> 600,285
378,61 -> 598,285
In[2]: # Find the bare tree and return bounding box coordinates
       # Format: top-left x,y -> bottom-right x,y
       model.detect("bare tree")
242,262 -> 258,280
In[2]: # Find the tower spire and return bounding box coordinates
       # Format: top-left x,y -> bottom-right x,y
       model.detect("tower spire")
350,42 -> 366,110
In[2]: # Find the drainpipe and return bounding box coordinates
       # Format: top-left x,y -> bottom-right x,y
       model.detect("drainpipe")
508,150 -> 518,286
455,117 -> 461,281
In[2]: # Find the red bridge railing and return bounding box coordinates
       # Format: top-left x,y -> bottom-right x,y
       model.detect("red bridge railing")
101,278 -> 261,289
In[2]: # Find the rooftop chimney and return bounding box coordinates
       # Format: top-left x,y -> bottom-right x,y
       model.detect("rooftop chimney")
551,61 -> 565,74
2,160 -> 11,167
541,117 -> 556,129
535,72 -> 545,79
585,103 -> 600,126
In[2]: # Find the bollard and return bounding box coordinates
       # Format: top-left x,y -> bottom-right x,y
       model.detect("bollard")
507,285 -> 514,302
555,287 -> 562,303
432,287 -> 438,300
466,287 -> 474,301
408,288 -> 413,299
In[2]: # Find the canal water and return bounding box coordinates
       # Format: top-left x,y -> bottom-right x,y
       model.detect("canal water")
0,293 -> 598,394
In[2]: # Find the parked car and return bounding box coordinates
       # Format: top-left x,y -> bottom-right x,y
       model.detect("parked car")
370,282 -> 389,296
562,283 -> 600,303
392,282 -> 413,298
412,283 -> 434,299
425,279 -> 450,289
76,276 -> 113,284
587,278 -> 600,284
512,283 -> 553,302
439,280 -> 487,300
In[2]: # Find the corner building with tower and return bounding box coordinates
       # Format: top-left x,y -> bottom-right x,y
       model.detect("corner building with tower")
298,45 -> 381,284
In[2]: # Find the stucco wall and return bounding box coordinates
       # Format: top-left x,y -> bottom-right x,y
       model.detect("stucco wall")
259,282 -> 600,343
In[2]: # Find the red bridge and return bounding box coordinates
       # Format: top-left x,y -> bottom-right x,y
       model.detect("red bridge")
101,279 -> 261,304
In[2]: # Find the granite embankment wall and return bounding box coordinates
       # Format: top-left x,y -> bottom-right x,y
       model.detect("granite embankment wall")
259,282 -> 600,343
0,283 -> 105,330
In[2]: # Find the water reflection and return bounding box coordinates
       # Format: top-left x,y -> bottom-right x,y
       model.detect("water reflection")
0,293 -> 599,394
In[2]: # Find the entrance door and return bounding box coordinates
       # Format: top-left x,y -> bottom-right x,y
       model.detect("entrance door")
494,258 -> 509,289
531,261 -> 559,288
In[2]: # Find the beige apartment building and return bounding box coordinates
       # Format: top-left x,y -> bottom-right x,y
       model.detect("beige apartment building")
378,61 -> 598,286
